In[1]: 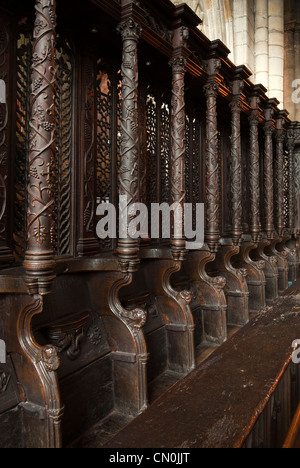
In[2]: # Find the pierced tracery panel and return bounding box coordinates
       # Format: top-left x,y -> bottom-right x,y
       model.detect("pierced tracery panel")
95,64 -> 122,251
14,32 -> 32,262
283,149 -> 289,228
160,101 -> 171,205
146,93 -> 157,207
52,39 -> 73,256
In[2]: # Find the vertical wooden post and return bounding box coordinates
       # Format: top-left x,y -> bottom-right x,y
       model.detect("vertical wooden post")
263,100 -> 276,240
275,112 -> 287,236
23,0 -> 57,295
203,57 -> 222,253
229,75 -> 244,246
169,26 -> 189,260
287,123 -> 296,233
249,89 -> 261,243
117,17 -> 142,272
77,54 -> 99,257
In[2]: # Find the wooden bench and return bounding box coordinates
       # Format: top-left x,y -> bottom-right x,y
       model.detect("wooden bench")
101,291 -> 300,449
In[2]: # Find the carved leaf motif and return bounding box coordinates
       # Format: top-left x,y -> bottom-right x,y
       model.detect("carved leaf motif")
32,224 -> 48,244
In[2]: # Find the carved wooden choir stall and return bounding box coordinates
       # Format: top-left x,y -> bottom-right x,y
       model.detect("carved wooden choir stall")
0,0 -> 299,448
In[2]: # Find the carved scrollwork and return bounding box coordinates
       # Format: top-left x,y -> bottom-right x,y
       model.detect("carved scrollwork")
122,307 -> 147,333
257,260 -> 266,271
211,275 -> 227,291
109,274 -> 147,337
36,344 -> 60,372
178,290 -> 192,305
0,370 -> 10,394
17,294 -> 63,447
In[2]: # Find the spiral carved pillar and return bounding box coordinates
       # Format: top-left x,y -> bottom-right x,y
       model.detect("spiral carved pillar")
169,55 -> 187,260
23,0 -> 57,296
203,58 -> 221,254
249,95 -> 261,244
263,103 -> 275,240
117,18 -> 142,273
229,79 -> 243,247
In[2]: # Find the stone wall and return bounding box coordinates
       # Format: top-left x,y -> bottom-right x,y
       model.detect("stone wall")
171,0 -> 300,119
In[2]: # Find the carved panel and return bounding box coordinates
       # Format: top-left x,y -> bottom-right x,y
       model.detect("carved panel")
14,32 -> 32,261
51,38 -> 73,256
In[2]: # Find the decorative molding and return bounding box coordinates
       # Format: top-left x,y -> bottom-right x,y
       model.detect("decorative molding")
17,295 -> 63,447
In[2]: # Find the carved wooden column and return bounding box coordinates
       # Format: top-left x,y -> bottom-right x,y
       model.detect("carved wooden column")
229,77 -> 244,247
117,17 -> 142,273
23,0 -> 57,295
235,88 -> 267,315
256,99 -> 279,302
287,125 -> 296,234
76,54 -> 99,257
212,67 -> 250,327
19,0 -> 63,448
275,113 -> 287,237
263,101 -> 276,240
185,51 -> 227,347
203,58 -> 221,254
169,52 -> 187,260
249,93 -> 261,244
285,123 -> 299,282
270,111 -> 289,293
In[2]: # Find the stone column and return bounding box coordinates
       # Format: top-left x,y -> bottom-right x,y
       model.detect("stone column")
268,0 -> 284,107
23,0 -> 57,295
255,0 -> 269,90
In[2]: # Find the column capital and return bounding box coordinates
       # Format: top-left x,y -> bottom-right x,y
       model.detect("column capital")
117,18 -> 142,41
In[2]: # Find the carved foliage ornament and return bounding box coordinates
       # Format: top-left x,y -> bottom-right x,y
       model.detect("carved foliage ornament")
249,111 -> 260,241
169,57 -> 187,255
117,19 -> 142,270
204,80 -> 220,250
24,0 -> 57,293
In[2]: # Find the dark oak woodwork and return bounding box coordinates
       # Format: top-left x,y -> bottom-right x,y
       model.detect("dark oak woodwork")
0,0 -> 299,449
